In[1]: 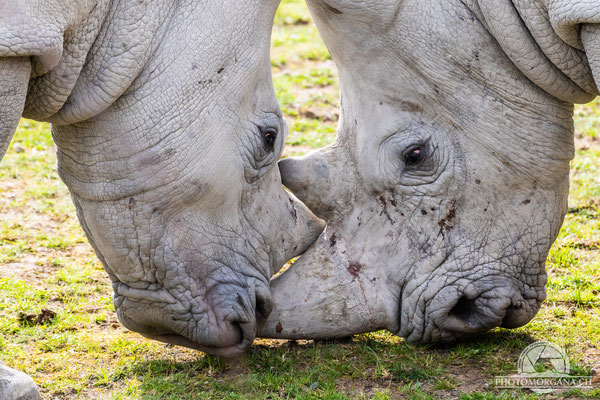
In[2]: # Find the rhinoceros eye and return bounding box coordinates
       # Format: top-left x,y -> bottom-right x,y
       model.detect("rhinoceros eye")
262,127 -> 278,151
404,146 -> 424,166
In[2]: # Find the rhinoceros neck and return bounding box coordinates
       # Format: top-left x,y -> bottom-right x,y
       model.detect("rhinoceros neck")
465,0 -> 599,104
23,0 -> 176,125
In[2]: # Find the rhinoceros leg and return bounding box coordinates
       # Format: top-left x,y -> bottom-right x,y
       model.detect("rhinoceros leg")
0,58 -> 30,160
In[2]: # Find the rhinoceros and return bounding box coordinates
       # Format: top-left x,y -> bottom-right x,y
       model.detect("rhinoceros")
0,0 -> 324,356
260,0 -> 600,343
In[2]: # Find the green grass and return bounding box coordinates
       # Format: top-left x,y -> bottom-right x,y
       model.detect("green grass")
271,0 -> 338,153
0,0 -> 599,398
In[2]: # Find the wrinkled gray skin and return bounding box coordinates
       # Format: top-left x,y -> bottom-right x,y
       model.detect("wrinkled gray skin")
0,0 -> 324,357
260,0 -> 600,343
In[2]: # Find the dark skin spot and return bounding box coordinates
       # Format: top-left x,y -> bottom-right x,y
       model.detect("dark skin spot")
347,262 -> 363,279
475,179 -> 481,184
289,198 -> 297,220
421,209 -> 428,215
389,190 -> 398,207
275,322 -> 283,334
197,79 -> 213,87
438,201 -> 457,236
128,197 -> 135,210
217,67 -> 224,74
329,233 -> 337,247
378,196 -> 395,224
521,199 -> 531,205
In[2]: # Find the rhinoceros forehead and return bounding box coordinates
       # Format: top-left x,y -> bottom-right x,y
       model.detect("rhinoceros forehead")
315,0 -> 576,182
382,3 -> 577,181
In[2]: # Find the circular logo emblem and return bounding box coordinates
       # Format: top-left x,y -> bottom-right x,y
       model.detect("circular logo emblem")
517,341 -> 570,376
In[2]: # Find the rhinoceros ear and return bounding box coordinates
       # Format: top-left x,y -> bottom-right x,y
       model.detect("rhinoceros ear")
546,1 -> 600,50
0,58 -> 30,160
477,0 -> 597,103
543,0 -> 600,93
582,25 -> 600,93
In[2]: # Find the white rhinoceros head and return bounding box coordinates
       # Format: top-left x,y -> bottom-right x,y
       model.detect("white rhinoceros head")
260,0 -> 600,343
0,0 -> 324,356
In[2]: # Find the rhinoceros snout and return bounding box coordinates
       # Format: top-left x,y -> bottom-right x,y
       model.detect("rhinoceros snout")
113,280 -> 273,357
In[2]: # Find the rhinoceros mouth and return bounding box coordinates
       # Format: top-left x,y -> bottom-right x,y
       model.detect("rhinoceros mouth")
113,279 -> 271,357
142,327 -> 255,358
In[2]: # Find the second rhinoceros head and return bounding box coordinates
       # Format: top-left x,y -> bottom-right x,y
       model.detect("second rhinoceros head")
260,0 -> 600,343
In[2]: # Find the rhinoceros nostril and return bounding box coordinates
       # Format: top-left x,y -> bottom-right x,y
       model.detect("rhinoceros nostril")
255,292 -> 273,324
443,295 -> 501,334
448,296 -> 478,321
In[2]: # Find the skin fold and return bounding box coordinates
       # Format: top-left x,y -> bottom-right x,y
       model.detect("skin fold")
259,0 -> 600,343
0,0 -> 324,357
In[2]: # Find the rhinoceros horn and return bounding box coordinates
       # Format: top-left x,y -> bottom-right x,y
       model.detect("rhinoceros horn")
259,233 -> 398,339
0,58 -> 30,159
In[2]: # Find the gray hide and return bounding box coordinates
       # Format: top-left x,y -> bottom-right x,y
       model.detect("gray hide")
0,362 -> 41,400
259,0 -> 600,343
0,0 -> 324,356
